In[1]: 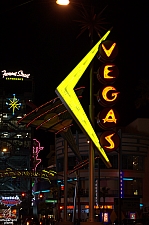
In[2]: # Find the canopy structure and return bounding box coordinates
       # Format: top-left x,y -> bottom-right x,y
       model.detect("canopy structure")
18,87 -> 84,161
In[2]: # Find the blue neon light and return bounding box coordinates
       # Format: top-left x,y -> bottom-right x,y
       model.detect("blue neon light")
123,178 -> 133,181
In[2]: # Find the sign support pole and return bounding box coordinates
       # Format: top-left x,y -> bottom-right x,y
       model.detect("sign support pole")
118,129 -> 122,225
64,140 -> 68,222
89,42 -> 95,222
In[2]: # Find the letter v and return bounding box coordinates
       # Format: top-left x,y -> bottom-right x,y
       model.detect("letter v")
102,43 -> 116,57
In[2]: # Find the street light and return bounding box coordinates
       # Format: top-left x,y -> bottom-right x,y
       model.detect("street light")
56,0 -> 70,5
2,148 -> 7,152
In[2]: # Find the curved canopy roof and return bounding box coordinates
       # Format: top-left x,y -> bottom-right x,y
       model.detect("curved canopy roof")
18,87 -> 84,161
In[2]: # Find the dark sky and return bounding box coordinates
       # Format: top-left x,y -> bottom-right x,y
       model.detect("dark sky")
0,0 -> 149,165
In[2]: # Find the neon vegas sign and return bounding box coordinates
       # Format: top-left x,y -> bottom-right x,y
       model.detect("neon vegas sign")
1,70 -> 30,78
97,40 -> 120,152
55,30 -> 112,168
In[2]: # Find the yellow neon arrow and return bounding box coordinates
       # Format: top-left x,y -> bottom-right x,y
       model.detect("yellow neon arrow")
55,30 -> 112,168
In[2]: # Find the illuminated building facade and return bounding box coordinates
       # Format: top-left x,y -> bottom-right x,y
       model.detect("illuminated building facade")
0,70 -> 34,217
55,118 -> 149,220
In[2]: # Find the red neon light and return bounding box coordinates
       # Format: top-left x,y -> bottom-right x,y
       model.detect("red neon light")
36,110 -> 68,130
26,103 -> 63,127
60,205 -> 74,209
61,186 -> 64,190
1,199 -> 21,207
17,97 -> 59,124
55,124 -> 73,135
18,87 -> 85,125
69,157 -> 99,175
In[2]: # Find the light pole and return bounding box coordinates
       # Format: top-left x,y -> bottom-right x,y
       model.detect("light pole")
64,139 -> 68,222
56,1 -> 110,223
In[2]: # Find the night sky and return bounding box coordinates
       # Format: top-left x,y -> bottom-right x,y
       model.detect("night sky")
0,0 -> 149,166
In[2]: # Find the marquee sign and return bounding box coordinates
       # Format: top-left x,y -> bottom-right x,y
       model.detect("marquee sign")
0,196 -> 21,207
0,208 -> 17,225
1,70 -> 30,79
97,39 -> 120,152
0,168 -> 56,181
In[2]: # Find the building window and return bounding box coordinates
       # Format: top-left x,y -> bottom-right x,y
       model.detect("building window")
68,156 -> 77,170
57,159 -> 64,172
124,178 -> 142,197
133,156 -> 144,171
122,155 -> 144,171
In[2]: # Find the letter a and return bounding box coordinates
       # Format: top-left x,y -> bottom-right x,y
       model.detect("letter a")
103,109 -> 117,123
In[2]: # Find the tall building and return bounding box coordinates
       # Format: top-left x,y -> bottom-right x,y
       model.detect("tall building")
0,70 -> 34,218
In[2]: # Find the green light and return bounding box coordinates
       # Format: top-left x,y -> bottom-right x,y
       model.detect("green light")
45,199 -> 57,203
55,30 -> 112,168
